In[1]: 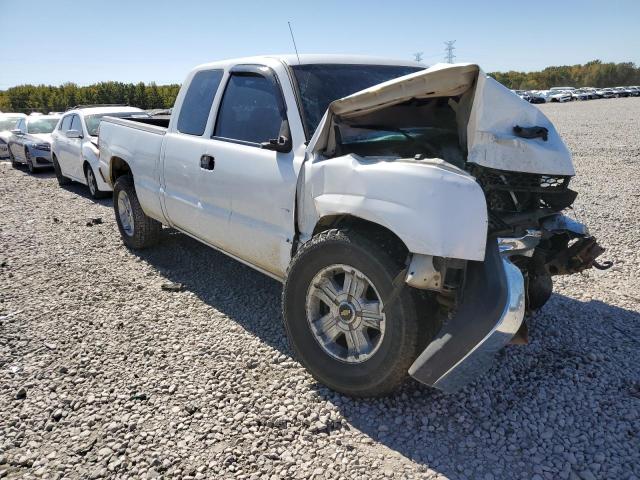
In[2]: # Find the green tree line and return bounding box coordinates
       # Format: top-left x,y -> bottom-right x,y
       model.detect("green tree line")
489,60 -> 640,90
0,82 -> 180,113
2,59 -> 639,113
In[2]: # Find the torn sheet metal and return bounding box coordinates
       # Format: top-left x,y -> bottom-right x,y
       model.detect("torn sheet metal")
308,63 -> 575,176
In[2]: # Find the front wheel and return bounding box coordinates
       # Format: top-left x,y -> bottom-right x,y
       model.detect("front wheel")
52,155 -> 71,185
25,149 -> 36,173
9,149 -> 19,168
113,175 -> 161,249
283,229 -> 431,397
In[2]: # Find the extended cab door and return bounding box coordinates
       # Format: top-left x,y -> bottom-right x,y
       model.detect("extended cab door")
161,69 -> 232,246
206,65 -> 298,277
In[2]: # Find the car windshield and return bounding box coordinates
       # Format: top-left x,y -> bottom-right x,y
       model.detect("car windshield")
26,118 -> 59,134
84,111 -> 150,136
0,117 -> 22,131
290,64 -> 424,138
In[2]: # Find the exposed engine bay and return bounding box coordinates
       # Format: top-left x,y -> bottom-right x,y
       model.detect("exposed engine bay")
326,91 -> 610,314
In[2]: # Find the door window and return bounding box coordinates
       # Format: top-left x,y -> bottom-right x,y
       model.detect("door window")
59,115 -> 72,132
214,73 -> 285,145
177,69 -> 224,136
70,115 -> 83,134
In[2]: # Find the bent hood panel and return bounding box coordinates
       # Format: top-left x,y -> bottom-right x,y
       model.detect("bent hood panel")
308,63 -> 574,176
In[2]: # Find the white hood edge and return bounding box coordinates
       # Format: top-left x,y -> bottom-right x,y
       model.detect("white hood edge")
307,62 -> 575,177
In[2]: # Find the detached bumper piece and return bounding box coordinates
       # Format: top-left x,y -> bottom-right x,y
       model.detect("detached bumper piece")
409,234 -> 538,393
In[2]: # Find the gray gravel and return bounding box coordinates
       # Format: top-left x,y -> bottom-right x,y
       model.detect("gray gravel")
1,98 -> 639,480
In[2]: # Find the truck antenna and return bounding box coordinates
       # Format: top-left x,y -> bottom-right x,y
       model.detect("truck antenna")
288,21 -> 301,64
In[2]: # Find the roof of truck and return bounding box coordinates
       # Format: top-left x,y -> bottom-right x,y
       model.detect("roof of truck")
194,54 -> 423,70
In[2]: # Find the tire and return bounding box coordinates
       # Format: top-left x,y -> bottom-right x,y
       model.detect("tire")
52,155 -> 71,185
84,164 -> 108,199
25,149 -> 36,173
113,175 -> 161,249
283,228 -> 433,397
9,148 -> 19,168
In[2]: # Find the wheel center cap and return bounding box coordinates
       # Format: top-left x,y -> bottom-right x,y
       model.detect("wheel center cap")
338,302 -> 356,322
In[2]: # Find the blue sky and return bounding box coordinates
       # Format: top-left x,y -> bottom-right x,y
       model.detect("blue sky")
1,0 -> 639,89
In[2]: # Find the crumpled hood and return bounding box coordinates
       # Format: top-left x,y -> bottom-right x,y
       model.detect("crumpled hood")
308,63 -> 575,176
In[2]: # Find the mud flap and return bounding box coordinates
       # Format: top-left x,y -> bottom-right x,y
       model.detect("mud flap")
408,238 -> 526,393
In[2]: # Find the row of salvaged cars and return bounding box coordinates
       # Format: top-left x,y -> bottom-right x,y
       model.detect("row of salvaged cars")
0,58 -> 611,399
0,106 -> 148,196
512,86 -> 640,103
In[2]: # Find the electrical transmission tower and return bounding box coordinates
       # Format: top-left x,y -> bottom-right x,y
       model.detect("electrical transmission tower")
413,52 -> 424,62
444,40 -> 456,63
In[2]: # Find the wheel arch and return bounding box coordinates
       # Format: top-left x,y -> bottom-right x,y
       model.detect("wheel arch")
110,156 -> 132,184
309,214 -> 409,263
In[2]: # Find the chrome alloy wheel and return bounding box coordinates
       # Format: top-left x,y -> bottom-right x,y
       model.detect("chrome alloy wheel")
305,264 -> 386,363
117,190 -> 135,237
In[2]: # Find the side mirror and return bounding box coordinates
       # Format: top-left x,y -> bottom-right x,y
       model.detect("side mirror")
260,119 -> 292,153
11,129 -> 23,135
66,129 -> 83,139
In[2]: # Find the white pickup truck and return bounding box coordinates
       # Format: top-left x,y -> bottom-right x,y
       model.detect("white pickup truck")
98,55 -> 608,397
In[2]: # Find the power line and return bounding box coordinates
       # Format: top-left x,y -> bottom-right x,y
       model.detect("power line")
444,40 -> 456,63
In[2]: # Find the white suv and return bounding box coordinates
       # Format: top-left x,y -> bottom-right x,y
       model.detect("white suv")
50,105 -> 148,198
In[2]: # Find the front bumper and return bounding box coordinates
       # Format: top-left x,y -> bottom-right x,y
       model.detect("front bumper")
409,233 -> 539,393
31,147 -> 52,165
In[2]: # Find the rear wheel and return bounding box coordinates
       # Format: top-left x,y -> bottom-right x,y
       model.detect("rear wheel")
113,175 -> 161,249
52,155 -> 71,185
84,164 -> 108,199
283,228 -> 435,397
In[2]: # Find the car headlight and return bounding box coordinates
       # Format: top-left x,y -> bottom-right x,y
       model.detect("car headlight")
33,143 -> 51,151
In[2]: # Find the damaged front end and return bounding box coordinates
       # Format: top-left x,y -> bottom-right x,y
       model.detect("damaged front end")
302,62 -> 610,393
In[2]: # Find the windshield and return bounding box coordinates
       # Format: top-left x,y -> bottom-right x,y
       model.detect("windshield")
0,117 -> 22,131
291,64 -> 424,137
84,111 -> 150,136
26,118 -> 59,134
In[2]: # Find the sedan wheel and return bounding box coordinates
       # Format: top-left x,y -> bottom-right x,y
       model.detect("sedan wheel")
25,149 -> 35,173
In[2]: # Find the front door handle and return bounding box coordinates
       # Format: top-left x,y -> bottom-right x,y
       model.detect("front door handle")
200,154 -> 215,170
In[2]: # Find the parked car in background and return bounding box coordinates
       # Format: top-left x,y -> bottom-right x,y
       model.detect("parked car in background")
613,87 -> 631,98
98,56 -> 606,397
596,88 -> 616,98
50,105 -> 149,198
8,114 -> 61,172
547,90 -> 573,102
571,89 -> 590,101
512,90 -> 531,102
0,113 -> 27,159
581,87 -> 601,99
527,91 -> 546,104
628,86 -> 640,97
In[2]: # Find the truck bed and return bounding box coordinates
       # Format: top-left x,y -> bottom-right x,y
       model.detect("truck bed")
101,115 -> 169,134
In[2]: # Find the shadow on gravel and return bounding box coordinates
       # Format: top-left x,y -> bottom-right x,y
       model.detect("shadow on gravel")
59,182 -> 113,206
132,231 -> 640,479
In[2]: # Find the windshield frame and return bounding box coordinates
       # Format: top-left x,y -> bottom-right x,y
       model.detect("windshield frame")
288,63 -> 425,141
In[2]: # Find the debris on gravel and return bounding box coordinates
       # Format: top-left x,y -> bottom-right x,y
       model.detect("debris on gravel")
1,99 -> 639,479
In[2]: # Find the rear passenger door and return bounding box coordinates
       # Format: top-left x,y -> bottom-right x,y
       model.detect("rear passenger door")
161,69 -> 232,246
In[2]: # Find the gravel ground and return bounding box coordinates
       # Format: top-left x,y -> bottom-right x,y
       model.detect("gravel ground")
1,98 -> 639,480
